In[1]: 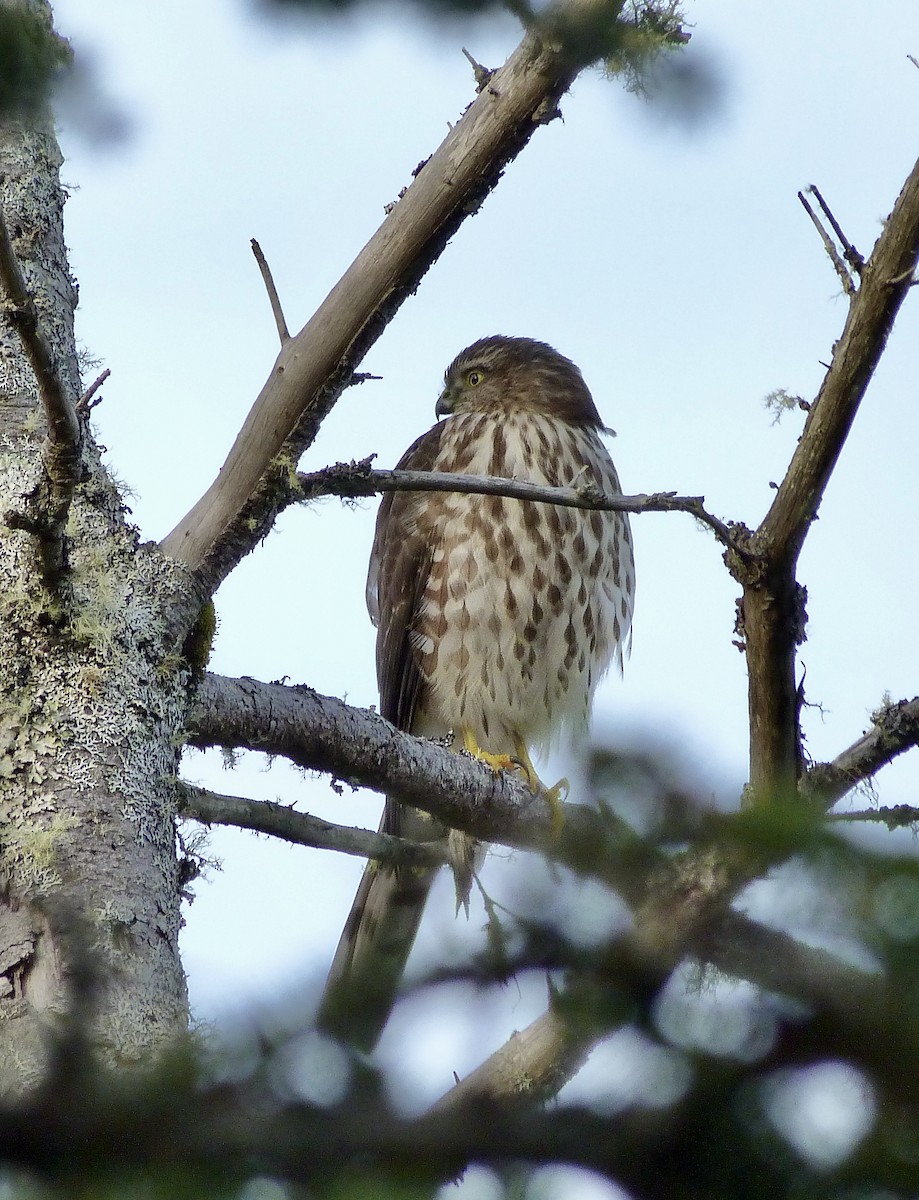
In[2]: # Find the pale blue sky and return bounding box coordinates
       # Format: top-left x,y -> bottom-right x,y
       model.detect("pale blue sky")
49,0 -> 919,1132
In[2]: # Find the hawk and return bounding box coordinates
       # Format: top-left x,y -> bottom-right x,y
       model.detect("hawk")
317,335 -> 635,1050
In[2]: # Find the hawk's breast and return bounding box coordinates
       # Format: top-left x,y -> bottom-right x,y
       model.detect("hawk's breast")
410,410 -> 634,753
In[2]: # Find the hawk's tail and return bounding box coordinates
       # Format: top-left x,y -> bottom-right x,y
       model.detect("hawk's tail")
316,814 -> 439,1051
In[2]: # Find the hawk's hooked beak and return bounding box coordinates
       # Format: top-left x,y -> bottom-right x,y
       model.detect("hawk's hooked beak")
435,388 -> 454,419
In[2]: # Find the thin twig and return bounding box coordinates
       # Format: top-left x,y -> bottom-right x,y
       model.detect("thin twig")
295,461 -> 750,556
908,53 -> 919,71
0,202 -> 82,588
798,188 -> 856,296
75,367 -> 110,417
251,238 -> 290,344
180,783 -> 448,868
808,184 -> 864,273
461,46 -> 495,91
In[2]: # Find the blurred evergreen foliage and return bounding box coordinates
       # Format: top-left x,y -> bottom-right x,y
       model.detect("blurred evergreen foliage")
0,6 -> 71,120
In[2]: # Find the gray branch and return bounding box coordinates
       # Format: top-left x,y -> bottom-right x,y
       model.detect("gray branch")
295,460 -> 748,554
742,154 -> 919,800
186,672 -> 878,1023
187,673 -> 619,864
179,782 -> 447,869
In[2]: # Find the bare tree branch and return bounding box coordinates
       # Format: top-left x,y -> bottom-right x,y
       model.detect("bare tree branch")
801,696 -> 919,808
430,984 -> 634,1116
0,200 -> 81,589
186,674 -> 872,1023
739,155 -> 919,800
158,0 -> 665,596
761,155 -> 919,565
807,183 -> 864,274
188,665 -> 890,1139
75,367 -> 110,417
295,460 -> 749,554
429,903 -> 880,1121
179,782 -> 448,868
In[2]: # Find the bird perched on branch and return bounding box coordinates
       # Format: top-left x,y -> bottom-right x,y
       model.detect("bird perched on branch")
317,335 -> 635,1050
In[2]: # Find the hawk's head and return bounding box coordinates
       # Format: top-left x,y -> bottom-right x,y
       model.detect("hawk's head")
435,335 -> 605,430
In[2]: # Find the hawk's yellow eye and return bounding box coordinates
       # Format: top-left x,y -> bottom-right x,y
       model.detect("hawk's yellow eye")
466,370 -> 483,387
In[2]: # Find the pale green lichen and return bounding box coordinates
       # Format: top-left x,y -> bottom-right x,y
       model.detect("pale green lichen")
0,805 -> 79,890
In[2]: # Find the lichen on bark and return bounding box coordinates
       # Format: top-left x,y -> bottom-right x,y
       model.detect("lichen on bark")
0,107 -> 196,1092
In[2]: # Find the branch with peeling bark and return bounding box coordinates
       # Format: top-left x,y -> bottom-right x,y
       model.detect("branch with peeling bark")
0,202 -> 81,590
187,673 -> 639,866
158,0 -> 679,602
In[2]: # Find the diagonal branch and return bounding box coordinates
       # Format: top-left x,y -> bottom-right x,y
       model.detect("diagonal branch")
179,782 -> 447,868
740,156 -> 919,800
159,0 -> 673,597
807,183 -> 864,274
800,696 -> 919,809
430,906 -> 878,1115
295,461 -> 748,554
0,201 -> 81,589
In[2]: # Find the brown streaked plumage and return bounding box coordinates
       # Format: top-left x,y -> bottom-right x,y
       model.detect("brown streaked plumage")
317,336 -> 635,1050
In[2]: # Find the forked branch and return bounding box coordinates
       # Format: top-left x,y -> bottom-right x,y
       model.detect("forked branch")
762,155 -> 919,564
742,155 -> 919,798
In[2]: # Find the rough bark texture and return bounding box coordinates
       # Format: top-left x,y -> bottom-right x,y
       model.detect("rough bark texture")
0,114 -> 194,1093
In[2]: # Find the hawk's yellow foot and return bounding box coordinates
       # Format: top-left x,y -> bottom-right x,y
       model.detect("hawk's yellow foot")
512,735 -> 568,837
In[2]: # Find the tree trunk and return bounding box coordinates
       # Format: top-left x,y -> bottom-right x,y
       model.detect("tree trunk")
0,111 -> 193,1094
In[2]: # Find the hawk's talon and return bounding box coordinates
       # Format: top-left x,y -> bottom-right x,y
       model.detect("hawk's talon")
541,778 -> 568,839
509,754 -> 541,792
463,729 -> 568,836
462,728 -> 515,774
